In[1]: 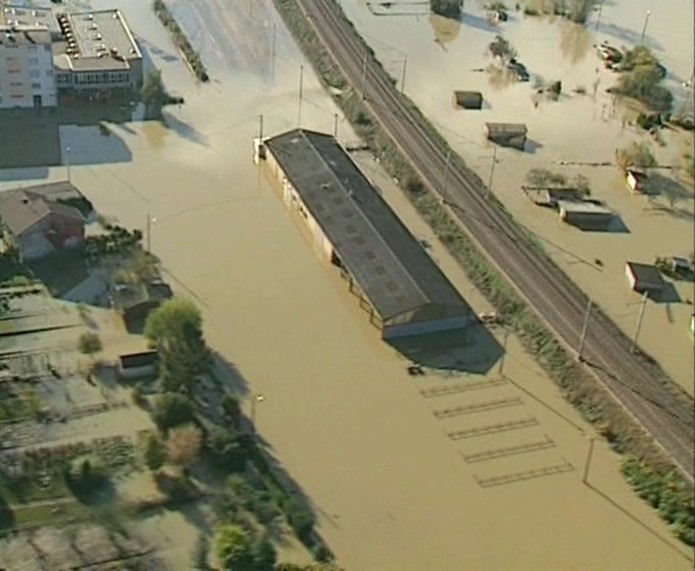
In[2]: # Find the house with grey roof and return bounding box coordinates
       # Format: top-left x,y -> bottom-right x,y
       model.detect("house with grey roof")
0,183 -> 87,261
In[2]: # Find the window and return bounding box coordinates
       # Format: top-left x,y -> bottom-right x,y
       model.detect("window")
28,45 -> 37,51
30,70 -> 39,78
31,82 -> 41,89
46,69 -> 53,77
28,57 -> 38,65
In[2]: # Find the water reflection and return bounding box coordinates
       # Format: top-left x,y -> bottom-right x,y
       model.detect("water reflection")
559,20 -> 593,65
429,14 -> 461,46
0,104 -> 136,171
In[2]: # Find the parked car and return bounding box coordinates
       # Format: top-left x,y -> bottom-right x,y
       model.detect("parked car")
507,62 -> 529,82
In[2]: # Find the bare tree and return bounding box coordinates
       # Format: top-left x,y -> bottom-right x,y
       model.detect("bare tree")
167,424 -> 202,471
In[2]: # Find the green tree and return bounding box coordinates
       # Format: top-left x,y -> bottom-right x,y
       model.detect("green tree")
251,535 -> 277,571
213,524 -> 256,571
430,0 -> 463,19
615,142 -> 657,172
191,532 -> 210,570
77,332 -> 102,356
145,298 -> 210,395
0,493 -> 14,530
140,69 -> 169,114
208,426 -> 247,471
285,498 -> 315,542
221,394 -> 241,427
616,46 -> 672,112
152,393 -> 195,432
143,433 -> 166,471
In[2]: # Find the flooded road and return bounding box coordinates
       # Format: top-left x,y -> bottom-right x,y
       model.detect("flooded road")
0,0 -> 692,569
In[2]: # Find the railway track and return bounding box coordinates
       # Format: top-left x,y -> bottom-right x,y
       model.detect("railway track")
292,0 -> 694,478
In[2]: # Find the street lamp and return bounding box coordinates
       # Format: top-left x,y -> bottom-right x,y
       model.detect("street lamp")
250,393 -> 265,434
146,213 -> 157,254
640,10 -> 651,45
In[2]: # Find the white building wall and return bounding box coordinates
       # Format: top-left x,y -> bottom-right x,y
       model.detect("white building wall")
0,27 -> 56,108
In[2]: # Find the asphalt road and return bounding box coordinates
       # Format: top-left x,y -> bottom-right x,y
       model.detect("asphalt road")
292,0 -> 694,478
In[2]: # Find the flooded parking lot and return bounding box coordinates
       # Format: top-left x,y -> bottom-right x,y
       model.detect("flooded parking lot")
0,0 -> 692,568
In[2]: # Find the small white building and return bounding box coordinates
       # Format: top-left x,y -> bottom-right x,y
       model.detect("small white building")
625,168 -> 649,194
0,25 -> 57,108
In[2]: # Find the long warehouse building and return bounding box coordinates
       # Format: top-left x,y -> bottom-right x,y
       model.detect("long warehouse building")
256,128 -> 474,339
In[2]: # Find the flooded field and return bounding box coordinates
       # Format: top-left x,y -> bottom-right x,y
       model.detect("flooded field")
339,0 -> 695,395
0,0 -> 692,569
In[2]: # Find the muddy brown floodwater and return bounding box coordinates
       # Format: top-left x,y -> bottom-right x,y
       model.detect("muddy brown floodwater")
0,0 -> 692,569
343,0 -> 695,395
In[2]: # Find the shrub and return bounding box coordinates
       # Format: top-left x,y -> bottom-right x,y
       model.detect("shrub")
615,142 -> 657,172
143,433 -> 166,471
152,393 -> 195,432
77,332 -> 102,356
622,456 -> 694,546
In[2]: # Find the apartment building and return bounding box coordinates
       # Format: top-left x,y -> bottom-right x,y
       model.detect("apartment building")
0,25 -> 57,108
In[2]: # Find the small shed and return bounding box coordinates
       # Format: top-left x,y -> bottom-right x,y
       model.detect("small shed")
453,91 -> 483,110
626,169 -> 649,194
111,279 -> 173,327
557,200 -> 614,229
119,350 -> 158,379
625,262 -> 665,295
485,122 -> 527,150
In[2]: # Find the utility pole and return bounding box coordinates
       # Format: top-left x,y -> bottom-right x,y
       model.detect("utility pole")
258,113 -> 264,141
630,291 -> 648,353
498,327 -> 509,377
594,0 -> 604,32
640,10 -> 651,45
146,212 -> 152,254
440,148 -> 452,204
298,63 -> 304,126
486,146 -> 497,199
333,113 -> 339,138
577,299 -> 592,361
250,393 -> 264,435
400,55 -> 408,92
270,22 -> 276,82
65,146 -> 71,183
360,53 -> 368,100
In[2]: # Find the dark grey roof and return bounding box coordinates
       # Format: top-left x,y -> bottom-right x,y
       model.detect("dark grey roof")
264,129 -> 471,321
454,91 -> 483,108
120,350 -> 158,369
626,262 -> 665,289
